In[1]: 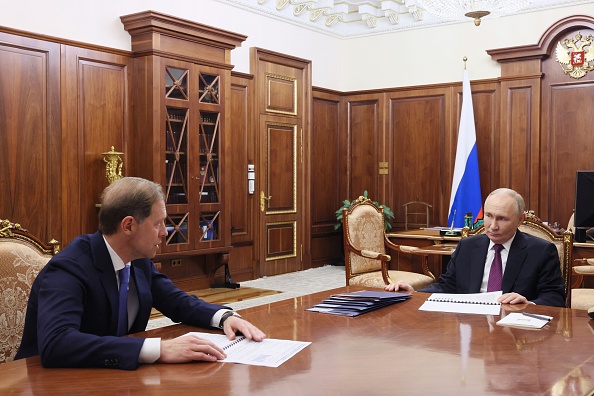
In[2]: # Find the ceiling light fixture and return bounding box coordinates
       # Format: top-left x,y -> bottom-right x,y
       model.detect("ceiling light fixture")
416,0 -> 531,26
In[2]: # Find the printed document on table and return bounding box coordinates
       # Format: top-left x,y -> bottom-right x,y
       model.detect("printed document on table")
419,291 -> 502,315
186,332 -> 311,368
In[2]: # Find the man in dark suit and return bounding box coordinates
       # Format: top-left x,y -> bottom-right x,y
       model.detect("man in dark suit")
16,177 -> 266,369
385,188 -> 566,307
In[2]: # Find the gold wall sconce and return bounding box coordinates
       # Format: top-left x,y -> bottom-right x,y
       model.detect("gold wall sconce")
102,146 -> 124,184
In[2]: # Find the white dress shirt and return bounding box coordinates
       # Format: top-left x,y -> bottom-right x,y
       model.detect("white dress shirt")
479,234 -> 515,293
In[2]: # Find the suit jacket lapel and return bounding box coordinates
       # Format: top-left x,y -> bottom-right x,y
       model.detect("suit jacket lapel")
90,231 -> 120,334
502,231 -> 528,292
468,235 -> 490,293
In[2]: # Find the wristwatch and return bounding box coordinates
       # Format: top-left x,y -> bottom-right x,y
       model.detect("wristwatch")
219,311 -> 242,328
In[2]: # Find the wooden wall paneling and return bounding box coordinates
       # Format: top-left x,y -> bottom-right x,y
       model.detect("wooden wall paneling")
228,71 -> 256,280
62,46 -> 131,243
544,81 -> 594,224
127,55 -> 160,184
0,31 -> 61,244
540,26 -> 594,226
310,88 -> 344,268
488,15 -> 594,225
386,89 -> 449,228
498,77 -> 541,211
345,93 -> 384,203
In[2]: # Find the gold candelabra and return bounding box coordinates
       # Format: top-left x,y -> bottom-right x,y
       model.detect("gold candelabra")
102,146 -> 124,184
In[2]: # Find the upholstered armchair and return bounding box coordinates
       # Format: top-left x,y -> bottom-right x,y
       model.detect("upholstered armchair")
0,220 -> 59,363
462,212 -> 573,308
343,196 -> 434,289
570,258 -> 594,310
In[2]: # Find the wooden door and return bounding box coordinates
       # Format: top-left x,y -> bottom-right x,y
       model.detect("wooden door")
258,115 -> 302,276
251,48 -> 311,277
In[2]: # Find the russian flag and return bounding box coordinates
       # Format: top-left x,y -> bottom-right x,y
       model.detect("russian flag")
447,69 -> 483,228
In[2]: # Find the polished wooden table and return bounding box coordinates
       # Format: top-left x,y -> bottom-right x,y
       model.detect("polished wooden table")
388,229 -> 460,278
2,287 -> 594,395
387,228 -> 462,243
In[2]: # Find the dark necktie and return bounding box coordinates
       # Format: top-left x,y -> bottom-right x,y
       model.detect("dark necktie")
487,244 -> 503,292
117,265 -> 130,336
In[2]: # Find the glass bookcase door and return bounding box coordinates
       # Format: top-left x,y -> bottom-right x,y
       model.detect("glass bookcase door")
199,211 -> 220,241
198,73 -> 219,104
198,111 -> 220,204
165,107 -> 188,205
165,213 -> 189,246
165,67 -> 189,100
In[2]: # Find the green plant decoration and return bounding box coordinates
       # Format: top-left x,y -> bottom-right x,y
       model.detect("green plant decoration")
335,190 -> 395,231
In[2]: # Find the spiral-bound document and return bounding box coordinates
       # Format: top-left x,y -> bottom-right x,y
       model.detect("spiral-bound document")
186,332 -> 310,367
419,291 -> 502,315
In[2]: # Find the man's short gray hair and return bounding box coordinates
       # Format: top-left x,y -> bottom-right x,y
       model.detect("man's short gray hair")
486,188 -> 525,217
98,177 -> 165,235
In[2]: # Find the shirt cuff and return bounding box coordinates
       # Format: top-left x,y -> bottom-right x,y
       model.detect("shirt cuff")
211,308 -> 233,328
139,338 -> 161,364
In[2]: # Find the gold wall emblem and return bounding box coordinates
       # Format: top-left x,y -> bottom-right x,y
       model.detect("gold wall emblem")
555,33 -> 594,79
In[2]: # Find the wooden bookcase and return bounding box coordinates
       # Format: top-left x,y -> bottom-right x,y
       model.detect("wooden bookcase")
121,11 -> 246,284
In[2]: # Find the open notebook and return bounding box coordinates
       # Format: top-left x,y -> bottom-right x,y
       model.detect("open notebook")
419,291 -> 502,315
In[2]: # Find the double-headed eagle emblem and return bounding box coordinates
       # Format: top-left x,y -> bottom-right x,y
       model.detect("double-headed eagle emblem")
556,32 -> 594,79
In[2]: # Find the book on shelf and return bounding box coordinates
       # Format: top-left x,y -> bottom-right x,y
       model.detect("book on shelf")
306,290 -> 412,317
419,291 -> 502,315
186,332 -> 310,368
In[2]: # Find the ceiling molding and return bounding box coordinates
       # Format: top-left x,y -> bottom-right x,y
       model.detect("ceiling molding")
216,0 -> 594,38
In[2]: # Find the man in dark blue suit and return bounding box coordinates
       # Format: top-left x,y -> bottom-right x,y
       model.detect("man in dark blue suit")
385,188 -> 566,307
16,177 -> 266,369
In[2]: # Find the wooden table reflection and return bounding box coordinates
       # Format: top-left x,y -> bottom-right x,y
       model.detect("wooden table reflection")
2,287 -> 594,395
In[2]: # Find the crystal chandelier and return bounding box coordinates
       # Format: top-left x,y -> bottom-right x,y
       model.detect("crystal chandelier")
416,0 -> 532,26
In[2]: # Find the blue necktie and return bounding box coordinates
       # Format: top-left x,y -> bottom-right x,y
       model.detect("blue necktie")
487,244 -> 503,292
117,265 -> 130,336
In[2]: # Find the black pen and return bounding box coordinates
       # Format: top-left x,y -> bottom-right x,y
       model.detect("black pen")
522,312 -> 552,322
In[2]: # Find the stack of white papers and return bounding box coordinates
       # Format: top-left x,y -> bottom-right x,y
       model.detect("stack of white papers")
186,332 -> 310,367
419,291 -> 502,315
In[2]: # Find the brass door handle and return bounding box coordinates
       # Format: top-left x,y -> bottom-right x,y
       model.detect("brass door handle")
260,191 -> 271,212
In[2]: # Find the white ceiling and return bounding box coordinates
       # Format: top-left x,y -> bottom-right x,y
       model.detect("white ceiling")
216,0 -> 593,38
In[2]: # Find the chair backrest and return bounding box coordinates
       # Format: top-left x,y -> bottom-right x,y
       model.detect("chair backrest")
0,219 -> 59,363
567,211 -> 575,233
518,212 -> 573,307
403,200 -> 432,230
343,196 -> 386,278
461,212 -> 573,307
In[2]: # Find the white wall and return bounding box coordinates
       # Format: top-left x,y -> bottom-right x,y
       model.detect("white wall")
2,1 -> 593,91
343,3 -> 594,91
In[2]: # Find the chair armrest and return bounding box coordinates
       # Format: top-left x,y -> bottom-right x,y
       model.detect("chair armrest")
398,245 -> 420,254
360,249 -> 391,262
573,258 -> 594,275
574,266 -> 594,275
